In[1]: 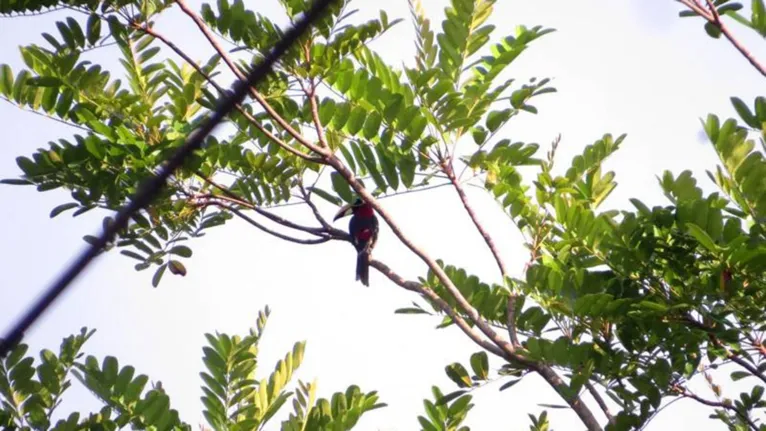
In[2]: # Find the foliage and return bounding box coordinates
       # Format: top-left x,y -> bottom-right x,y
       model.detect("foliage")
0,307 -> 384,430
2,0 -> 766,430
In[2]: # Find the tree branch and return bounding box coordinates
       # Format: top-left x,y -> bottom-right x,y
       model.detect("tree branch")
673,385 -> 758,430
212,202 -> 330,245
299,183 -> 334,231
370,259 -> 507,359
300,54 -> 330,149
174,0 -> 330,155
328,158 -> 603,431
585,382 -> 615,425
194,173 -> 346,239
134,23 -> 323,163
677,0 -> 766,77
444,160 -> 520,347
443,162 -> 509,277
683,314 -> 766,386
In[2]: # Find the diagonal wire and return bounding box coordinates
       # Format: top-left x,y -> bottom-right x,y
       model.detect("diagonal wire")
0,0 -> 337,358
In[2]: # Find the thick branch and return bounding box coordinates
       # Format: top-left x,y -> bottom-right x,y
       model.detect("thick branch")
677,0 -> 766,77
370,259 -> 507,358
136,24 -> 322,163
532,364 -> 603,430
329,158 -> 603,431
586,382 -> 615,425
175,0 -> 330,155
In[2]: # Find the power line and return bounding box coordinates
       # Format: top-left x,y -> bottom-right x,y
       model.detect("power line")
0,0 -> 337,358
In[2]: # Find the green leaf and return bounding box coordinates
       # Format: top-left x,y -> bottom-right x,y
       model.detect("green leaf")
498,379 -> 520,391
331,172 -> 354,203
0,64 -> 12,96
375,145 -> 399,190
50,202 -> 78,218
346,106 -> 366,136
363,112 -> 382,140
86,14 -> 101,45
445,363 -> 472,388
394,307 -> 429,314
169,245 -> 192,258
686,223 -> 718,252
152,263 -> 167,287
731,371 -> 751,381
730,97 -> 758,128
121,250 -> 146,261
399,155 -> 416,188
704,21 -> 722,38
436,390 -> 467,405
308,186 -> 342,206
469,352 -> 489,380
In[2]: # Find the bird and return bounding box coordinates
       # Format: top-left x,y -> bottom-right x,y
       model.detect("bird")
333,197 -> 379,286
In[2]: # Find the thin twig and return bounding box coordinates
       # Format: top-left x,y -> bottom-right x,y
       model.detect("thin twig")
444,160 -> 520,346
370,259 -> 508,359
135,24 -> 323,163
175,0 -> 330,155
674,385 -> 758,430
195,173 -> 342,238
1,98 -> 91,132
299,183 -> 333,231
444,161 -> 509,277
211,202 -> 330,245
302,63 -> 330,148
677,0 -> 766,77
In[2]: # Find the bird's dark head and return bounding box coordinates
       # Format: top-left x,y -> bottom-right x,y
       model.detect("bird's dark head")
333,198 -> 371,221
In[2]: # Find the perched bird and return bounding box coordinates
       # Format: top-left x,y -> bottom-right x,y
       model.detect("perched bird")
334,197 -> 379,286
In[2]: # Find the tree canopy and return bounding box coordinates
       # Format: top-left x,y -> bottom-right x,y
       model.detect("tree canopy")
1,0 -> 765,429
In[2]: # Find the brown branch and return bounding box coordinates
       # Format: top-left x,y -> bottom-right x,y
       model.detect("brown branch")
174,0 -> 330,155
195,173 -> 345,239
329,158 -> 602,431
306,79 -> 329,148
443,161 -> 520,347
444,162 -> 509,277
678,0 -> 766,77
212,202 -> 330,245
505,295 -> 520,347
135,24 -> 323,163
728,354 -> 766,386
683,314 -> 766,386
533,364 -> 602,430
585,382 -> 615,425
299,183 -> 334,231
370,259 -> 507,359
673,385 -> 758,430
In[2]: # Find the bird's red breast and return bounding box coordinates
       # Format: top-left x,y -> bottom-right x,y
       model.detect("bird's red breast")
358,228 -> 373,240
356,204 -> 374,218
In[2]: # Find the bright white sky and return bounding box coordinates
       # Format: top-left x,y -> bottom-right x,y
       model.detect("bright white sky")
1,0 -> 764,429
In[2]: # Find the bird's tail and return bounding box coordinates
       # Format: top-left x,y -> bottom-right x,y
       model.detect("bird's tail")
356,250 -> 370,287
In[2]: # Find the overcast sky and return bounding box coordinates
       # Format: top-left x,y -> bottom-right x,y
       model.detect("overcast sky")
1,0 -> 764,429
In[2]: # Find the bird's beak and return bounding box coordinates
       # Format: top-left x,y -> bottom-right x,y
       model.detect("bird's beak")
333,203 -> 354,221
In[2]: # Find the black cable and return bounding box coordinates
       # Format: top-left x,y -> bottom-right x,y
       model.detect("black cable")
0,0 -> 337,358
